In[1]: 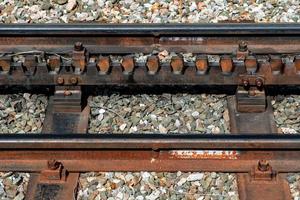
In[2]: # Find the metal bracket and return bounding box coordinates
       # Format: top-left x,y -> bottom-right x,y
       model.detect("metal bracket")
237,160 -> 291,200
25,160 -> 79,200
236,75 -> 266,113
40,160 -> 67,183
42,86 -> 90,133
251,160 -> 274,181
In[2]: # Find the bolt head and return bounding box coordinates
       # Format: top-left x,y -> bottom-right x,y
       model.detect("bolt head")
57,77 -> 64,85
47,160 -> 59,170
74,42 -> 83,51
256,78 -> 263,88
239,41 -> 248,52
70,77 -> 78,85
258,160 -> 269,171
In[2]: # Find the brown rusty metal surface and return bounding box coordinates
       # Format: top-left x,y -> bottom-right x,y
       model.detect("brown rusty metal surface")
0,150 -> 300,172
97,56 -> 111,75
227,74 -> 290,199
121,56 -> 135,75
169,150 -> 239,160
220,55 -> 234,74
0,25 -> 299,87
2,36 -> 300,54
170,56 -> 184,74
195,55 -> 208,75
146,55 -> 159,75
26,172 -> 79,200
0,56 -> 11,74
0,51 -> 299,87
237,173 -> 291,200
228,96 -> 277,134
42,86 -> 89,133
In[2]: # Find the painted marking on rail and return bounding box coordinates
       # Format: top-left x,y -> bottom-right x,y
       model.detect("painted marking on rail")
169,150 -> 239,160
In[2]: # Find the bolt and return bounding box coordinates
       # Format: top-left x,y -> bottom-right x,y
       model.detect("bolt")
70,77 -> 78,85
57,77 -> 64,85
239,41 -> 248,52
47,160 -> 60,170
242,79 -> 249,88
74,42 -> 83,51
258,160 -> 270,172
256,78 -> 263,89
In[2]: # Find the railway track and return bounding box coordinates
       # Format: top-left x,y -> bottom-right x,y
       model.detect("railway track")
0,23 -> 299,200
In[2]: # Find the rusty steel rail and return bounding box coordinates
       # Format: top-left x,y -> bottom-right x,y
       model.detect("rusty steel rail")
0,23 -> 299,200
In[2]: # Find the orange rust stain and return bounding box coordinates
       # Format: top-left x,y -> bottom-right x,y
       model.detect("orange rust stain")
169,150 -> 239,160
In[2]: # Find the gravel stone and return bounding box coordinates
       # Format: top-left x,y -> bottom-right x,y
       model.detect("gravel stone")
272,95 -> 300,134
287,173 -> 300,200
77,172 -> 238,200
0,172 -> 29,200
0,94 -> 48,133
1,0 -> 300,23
88,93 -> 229,134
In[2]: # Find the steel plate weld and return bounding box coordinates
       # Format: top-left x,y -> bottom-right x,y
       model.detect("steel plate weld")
170,150 -> 239,159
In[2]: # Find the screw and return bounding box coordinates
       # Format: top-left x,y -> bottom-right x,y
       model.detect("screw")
57,77 -> 64,85
258,160 -> 270,171
239,41 -> 248,52
70,77 -> 78,85
74,42 -> 83,51
47,160 -> 60,170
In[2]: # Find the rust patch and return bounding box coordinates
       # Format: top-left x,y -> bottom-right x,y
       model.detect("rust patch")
170,150 -> 239,160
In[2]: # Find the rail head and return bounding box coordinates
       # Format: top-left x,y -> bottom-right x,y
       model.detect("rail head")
0,23 -> 300,36
0,134 -> 299,150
